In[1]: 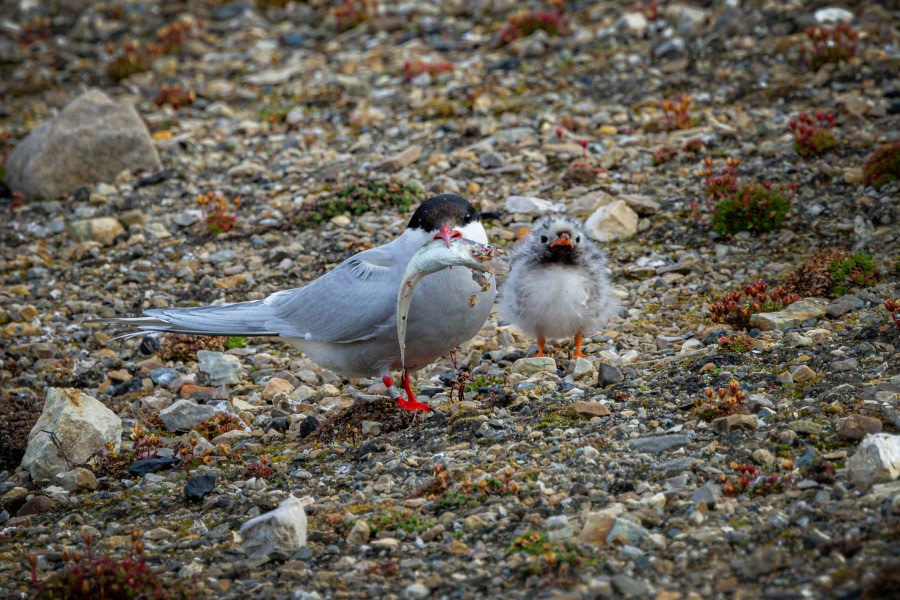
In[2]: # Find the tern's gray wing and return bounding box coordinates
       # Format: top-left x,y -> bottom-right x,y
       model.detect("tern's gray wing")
103,243 -> 408,343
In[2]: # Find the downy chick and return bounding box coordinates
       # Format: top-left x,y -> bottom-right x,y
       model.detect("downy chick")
500,216 -> 617,358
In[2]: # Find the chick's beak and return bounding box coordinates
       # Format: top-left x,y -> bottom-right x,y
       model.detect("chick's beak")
434,225 -> 462,248
549,232 -> 574,249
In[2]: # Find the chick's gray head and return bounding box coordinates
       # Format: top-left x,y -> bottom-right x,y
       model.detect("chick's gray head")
527,216 -> 587,266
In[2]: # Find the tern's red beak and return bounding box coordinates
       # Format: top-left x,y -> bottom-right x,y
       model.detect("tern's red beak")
549,232 -> 574,248
434,225 -> 462,248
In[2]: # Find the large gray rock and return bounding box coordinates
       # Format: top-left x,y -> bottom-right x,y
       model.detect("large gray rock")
21,388 -> 122,481
847,433 -> 900,488
6,89 -> 161,199
240,496 -> 308,557
159,400 -> 219,432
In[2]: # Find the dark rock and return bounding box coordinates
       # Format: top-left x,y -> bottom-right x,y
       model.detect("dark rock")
139,336 -> 161,355
297,416 -> 320,439
128,457 -> 181,476
826,295 -> 863,319
265,417 -> 289,433
598,364 -> 625,387
184,473 -> 216,503
16,495 -> 56,517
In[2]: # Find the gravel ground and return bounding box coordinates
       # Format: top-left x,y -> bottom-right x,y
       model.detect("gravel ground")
0,1 -> 898,599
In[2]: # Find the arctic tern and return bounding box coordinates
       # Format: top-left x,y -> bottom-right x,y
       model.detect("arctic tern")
97,194 -> 496,411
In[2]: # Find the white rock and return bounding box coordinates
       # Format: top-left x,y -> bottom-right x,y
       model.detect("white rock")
404,583 -> 430,599
21,388 -> 122,481
240,496 -> 308,557
847,434 -> 900,488
584,200 -> 638,242
504,195 -> 564,214
814,7 -> 854,24
617,12 -> 648,36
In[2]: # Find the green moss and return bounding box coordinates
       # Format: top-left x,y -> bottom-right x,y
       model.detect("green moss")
828,251 -> 878,296
536,407 -> 580,429
300,181 -> 424,224
225,336 -> 248,350
711,183 -> 791,235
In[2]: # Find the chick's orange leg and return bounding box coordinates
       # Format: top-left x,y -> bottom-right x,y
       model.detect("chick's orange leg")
573,333 -> 586,359
536,337 -> 546,357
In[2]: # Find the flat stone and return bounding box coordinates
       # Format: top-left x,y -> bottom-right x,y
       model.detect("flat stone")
159,399 -> 218,432
504,195 -> 563,214
381,144 -> 422,170
573,401 -> 611,418
838,415 -> 883,441
511,357 -> 557,376
570,357 -> 596,381
826,295 -> 862,319
752,449 -> 777,467
711,414 -> 760,433
346,519 -> 371,545
750,298 -> 828,331
788,420 -> 823,435
128,457 -> 180,476
831,358 -> 858,372
628,434 -> 690,454
67,217 -> 124,246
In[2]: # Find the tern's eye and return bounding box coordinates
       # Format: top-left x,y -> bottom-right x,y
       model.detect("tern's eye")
540,235 -> 548,243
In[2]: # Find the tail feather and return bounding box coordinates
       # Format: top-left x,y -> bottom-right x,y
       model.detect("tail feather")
88,301 -> 281,338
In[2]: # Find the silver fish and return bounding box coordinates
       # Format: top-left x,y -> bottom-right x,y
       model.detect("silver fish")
397,238 -> 510,369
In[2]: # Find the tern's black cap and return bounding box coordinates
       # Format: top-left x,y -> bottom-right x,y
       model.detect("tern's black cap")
407,194 -> 478,232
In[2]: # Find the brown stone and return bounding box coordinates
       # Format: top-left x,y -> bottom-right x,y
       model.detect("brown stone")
573,401 -> 611,418
16,495 -> 57,517
838,415 -> 882,441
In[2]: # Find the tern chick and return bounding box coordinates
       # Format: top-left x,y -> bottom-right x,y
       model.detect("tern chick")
499,215 -> 617,358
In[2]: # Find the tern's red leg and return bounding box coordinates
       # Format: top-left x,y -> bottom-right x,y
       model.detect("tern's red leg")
402,370 -> 432,412
383,375 -> 410,410
573,333 -> 586,359
536,337 -> 546,357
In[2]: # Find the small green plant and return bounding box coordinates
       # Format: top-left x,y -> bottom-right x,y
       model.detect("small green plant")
829,251 -> 878,296
863,142 -> 900,189
693,380 -> 747,421
708,279 -> 800,332
801,25 -> 858,71
508,531 -> 592,587
29,531 -> 193,599
718,332 -> 754,353
370,508 -> 430,534
464,374 -> 504,393
225,336 -> 248,350
701,157 -> 793,234
302,181 -> 423,223
789,112 -> 837,158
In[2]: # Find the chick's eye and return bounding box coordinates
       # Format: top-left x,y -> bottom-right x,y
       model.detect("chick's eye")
576,236 -> 581,243
540,235 -> 548,243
